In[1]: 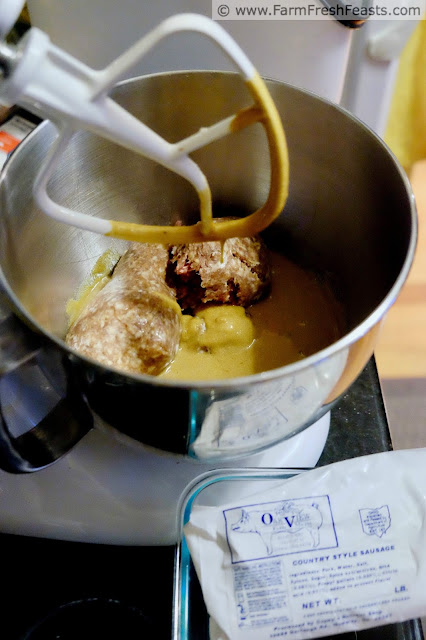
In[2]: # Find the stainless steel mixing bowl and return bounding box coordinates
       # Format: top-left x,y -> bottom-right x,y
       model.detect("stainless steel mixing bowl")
0,72 -> 417,472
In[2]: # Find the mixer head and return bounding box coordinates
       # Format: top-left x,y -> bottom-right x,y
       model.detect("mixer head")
0,8 -> 289,243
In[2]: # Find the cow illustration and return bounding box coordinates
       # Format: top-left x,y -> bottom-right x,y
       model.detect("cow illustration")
231,501 -> 323,555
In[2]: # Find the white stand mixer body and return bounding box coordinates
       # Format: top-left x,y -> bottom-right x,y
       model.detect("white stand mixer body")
1,1 -> 408,544
0,409 -> 329,545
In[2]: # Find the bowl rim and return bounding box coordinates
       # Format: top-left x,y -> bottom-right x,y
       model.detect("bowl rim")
0,70 -> 418,391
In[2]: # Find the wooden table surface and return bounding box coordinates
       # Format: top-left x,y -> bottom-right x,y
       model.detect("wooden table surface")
375,160 -> 426,380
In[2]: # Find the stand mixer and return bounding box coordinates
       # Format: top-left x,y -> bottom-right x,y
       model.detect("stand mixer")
0,3 -> 331,545
0,4 -> 416,547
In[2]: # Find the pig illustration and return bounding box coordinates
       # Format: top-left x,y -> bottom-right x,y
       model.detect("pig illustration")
231,501 -> 323,555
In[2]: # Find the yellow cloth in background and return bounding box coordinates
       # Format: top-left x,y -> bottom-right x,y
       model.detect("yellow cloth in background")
384,19 -> 426,174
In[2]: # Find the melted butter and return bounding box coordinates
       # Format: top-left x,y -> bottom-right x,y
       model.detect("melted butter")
66,249 -> 120,327
161,250 -> 344,381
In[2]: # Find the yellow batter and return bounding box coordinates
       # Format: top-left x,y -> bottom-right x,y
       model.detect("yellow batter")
161,250 -> 343,381
66,248 -> 343,382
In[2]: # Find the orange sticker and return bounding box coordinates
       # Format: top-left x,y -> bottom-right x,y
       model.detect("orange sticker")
0,130 -> 20,153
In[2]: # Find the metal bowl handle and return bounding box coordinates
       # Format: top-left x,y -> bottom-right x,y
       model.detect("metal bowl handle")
0,306 -> 93,473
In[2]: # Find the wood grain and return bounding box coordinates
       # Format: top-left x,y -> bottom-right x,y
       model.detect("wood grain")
375,161 -> 426,379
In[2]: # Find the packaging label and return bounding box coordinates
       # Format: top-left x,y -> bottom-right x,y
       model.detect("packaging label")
224,495 -> 337,561
184,449 -> 426,639
0,115 -> 37,168
0,130 -> 20,153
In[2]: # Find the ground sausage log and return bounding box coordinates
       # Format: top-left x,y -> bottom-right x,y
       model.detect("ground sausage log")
167,222 -> 271,312
66,243 -> 181,376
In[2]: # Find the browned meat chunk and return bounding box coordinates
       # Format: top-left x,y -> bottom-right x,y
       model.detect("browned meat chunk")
66,244 -> 181,375
167,229 -> 271,312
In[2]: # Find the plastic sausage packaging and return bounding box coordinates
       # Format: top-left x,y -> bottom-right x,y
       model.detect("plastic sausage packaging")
184,449 -> 426,640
